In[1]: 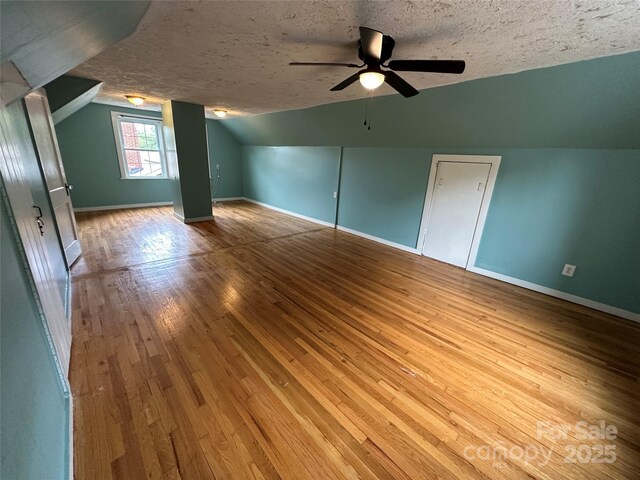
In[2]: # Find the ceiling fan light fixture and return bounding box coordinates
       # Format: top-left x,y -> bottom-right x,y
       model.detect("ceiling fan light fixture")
359,71 -> 385,90
125,95 -> 145,106
213,109 -> 227,118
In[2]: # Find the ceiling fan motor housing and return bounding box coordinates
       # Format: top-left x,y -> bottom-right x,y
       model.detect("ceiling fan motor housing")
357,35 -> 396,65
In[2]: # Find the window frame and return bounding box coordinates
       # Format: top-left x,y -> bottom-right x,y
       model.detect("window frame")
111,111 -> 169,180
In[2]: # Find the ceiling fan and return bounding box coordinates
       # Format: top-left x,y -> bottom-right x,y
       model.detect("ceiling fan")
290,27 -> 465,98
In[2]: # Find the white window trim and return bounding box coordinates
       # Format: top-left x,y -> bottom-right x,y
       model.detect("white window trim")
111,111 -> 168,180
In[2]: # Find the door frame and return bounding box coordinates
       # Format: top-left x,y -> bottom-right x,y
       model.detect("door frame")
417,154 -> 502,269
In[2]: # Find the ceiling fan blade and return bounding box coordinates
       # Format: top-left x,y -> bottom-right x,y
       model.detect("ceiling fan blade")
330,72 -> 362,91
289,62 -> 359,67
359,27 -> 383,62
388,60 -> 465,74
383,71 -> 419,98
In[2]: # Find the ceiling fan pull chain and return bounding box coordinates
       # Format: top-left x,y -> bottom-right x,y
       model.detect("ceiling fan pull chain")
368,91 -> 373,131
363,96 -> 369,126
363,91 -> 373,130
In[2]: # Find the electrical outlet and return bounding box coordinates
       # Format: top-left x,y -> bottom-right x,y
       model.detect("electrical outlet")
216,164 -> 220,170
333,191 -> 338,199
562,264 -> 576,277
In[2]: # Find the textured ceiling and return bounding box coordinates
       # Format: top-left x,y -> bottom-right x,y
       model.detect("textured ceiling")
71,0 -> 640,118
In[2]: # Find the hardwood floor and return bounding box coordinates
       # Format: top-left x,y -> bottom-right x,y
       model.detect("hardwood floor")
70,201 -> 640,479
71,202 -> 320,277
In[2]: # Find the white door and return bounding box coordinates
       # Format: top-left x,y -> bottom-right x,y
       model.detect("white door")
24,90 -> 81,267
0,100 -> 71,374
422,162 -> 491,267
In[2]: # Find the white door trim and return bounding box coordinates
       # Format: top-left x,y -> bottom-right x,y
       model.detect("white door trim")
417,154 -> 501,269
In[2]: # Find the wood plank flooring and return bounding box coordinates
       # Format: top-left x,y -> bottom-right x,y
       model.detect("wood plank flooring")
70,201 -> 640,479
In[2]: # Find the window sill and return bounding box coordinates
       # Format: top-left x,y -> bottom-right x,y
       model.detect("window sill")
120,176 -> 170,181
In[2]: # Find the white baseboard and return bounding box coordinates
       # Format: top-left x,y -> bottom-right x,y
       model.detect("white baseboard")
467,266 -> 640,323
183,215 -> 214,223
173,212 -> 214,223
74,201 -> 172,212
243,197 -> 336,228
67,389 -> 73,480
74,198 -> 245,212
243,198 -> 420,255
212,196 -> 244,202
336,225 -> 421,255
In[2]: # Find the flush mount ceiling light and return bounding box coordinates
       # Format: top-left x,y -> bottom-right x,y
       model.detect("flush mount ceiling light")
359,71 -> 385,90
125,95 -> 145,106
213,109 -> 227,118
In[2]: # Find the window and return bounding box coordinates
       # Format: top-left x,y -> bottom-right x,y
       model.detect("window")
111,112 -> 168,179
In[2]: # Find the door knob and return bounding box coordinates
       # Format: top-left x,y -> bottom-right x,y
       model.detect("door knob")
64,183 -> 74,195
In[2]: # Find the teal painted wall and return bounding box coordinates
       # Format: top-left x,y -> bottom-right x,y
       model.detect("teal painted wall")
56,103 -> 172,208
55,103 -> 243,208
44,75 -> 102,124
207,120 -> 243,199
225,52 -> 640,149
168,101 -> 212,219
44,75 -> 101,113
475,149 -> 640,313
242,146 -> 341,224
338,148 -> 431,247
1,200 -> 69,480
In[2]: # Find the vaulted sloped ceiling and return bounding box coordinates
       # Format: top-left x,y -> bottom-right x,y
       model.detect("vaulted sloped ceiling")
0,0 -> 149,105
71,0 -> 640,117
